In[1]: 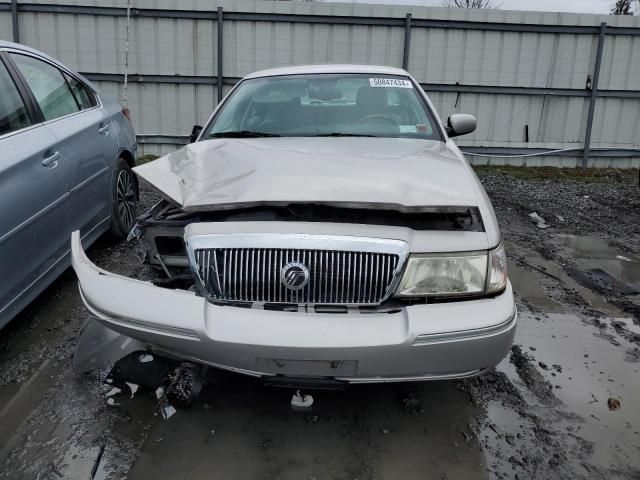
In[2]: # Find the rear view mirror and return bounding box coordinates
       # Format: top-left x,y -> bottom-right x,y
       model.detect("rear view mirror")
189,125 -> 203,143
446,114 -> 476,138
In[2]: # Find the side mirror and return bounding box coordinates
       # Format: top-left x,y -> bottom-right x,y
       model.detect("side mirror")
446,114 -> 476,138
189,125 -> 203,143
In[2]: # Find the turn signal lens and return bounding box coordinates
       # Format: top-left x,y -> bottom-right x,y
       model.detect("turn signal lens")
488,243 -> 508,293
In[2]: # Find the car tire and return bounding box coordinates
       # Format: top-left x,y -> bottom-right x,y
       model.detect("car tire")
107,157 -> 138,241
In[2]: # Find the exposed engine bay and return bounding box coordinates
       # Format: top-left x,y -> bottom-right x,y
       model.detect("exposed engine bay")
130,198 -> 485,310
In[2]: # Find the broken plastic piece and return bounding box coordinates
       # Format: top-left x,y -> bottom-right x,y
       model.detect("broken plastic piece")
105,387 -> 122,398
528,212 -> 550,229
72,320 -> 144,374
291,390 -> 314,409
126,382 -> 139,398
139,354 -> 154,363
161,405 -> 176,419
108,351 -> 174,392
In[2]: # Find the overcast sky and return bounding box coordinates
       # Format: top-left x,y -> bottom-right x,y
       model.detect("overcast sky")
322,0 -> 639,15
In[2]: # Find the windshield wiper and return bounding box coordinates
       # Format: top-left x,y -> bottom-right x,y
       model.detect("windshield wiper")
210,130 -> 281,138
309,133 -> 377,137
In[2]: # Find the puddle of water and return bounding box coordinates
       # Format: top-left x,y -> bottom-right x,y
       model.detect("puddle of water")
511,311 -> 640,467
555,234 -> 640,291
507,241 -> 630,317
507,259 -> 564,313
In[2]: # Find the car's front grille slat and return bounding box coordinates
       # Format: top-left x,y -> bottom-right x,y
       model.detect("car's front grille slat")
195,247 -> 400,305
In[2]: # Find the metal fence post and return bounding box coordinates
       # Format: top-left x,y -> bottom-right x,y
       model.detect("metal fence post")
402,13 -> 412,71
11,0 -> 19,43
583,22 -> 607,168
217,6 -> 224,103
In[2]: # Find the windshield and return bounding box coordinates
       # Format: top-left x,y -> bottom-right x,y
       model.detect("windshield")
202,73 -> 442,140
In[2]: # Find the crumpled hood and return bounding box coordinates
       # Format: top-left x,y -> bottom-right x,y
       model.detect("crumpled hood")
133,137 -> 481,212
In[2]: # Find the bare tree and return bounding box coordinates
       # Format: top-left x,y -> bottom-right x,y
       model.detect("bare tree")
611,0 -> 634,15
444,0 -> 495,8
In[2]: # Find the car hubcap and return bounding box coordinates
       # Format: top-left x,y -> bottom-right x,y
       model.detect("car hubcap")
116,170 -> 136,228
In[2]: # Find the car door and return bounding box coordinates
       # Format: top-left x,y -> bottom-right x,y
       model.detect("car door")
9,52 -> 117,238
0,53 -> 70,327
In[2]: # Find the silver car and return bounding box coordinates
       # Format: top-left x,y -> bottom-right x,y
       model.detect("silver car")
73,65 -> 515,384
0,42 -> 138,329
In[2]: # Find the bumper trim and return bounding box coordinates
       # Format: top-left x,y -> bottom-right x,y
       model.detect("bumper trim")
412,309 -> 517,346
336,368 -> 489,384
141,345 -> 490,384
80,288 -> 201,341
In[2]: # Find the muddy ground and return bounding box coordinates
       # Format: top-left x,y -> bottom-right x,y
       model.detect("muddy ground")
0,167 -> 639,479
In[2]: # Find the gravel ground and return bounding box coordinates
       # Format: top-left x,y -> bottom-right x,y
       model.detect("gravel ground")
0,167 -> 639,480
477,167 -> 640,256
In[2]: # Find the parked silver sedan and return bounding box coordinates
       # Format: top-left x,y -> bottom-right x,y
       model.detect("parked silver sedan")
73,65 -> 515,385
0,41 -> 138,329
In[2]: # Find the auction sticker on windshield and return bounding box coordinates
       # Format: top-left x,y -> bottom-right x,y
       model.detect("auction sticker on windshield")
369,78 -> 413,88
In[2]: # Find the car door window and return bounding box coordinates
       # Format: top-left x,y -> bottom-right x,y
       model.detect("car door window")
0,60 -> 31,135
10,54 -> 80,121
64,72 -> 96,110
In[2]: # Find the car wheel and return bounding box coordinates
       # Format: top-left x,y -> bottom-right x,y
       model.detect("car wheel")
107,157 -> 138,241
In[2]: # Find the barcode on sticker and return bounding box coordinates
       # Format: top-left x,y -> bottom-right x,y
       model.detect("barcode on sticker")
369,78 -> 413,88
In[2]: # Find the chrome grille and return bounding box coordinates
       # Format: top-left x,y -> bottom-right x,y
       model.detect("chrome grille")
193,248 -> 401,305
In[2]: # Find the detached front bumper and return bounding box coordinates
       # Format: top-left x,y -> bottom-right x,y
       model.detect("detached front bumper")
71,231 -> 516,383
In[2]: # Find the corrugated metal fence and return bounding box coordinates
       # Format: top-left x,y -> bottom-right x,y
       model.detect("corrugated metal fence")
1,0 -> 639,167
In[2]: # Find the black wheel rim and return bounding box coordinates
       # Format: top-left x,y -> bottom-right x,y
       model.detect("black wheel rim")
116,170 -> 136,228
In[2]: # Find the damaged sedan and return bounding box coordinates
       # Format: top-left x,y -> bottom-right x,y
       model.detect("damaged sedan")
72,65 -> 516,385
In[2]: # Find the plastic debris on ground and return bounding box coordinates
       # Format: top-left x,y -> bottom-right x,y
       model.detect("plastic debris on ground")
126,382 -> 139,398
529,212 -> 550,229
155,387 -> 165,399
105,387 -> 122,398
291,390 -> 314,410
106,350 -> 173,392
139,354 -> 154,363
161,405 -> 176,420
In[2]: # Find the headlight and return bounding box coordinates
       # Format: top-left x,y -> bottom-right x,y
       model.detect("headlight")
395,244 -> 508,297
487,243 -> 508,293
396,252 -> 488,297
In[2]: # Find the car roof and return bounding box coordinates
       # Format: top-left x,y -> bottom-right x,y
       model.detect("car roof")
0,41 -> 74,70
0,40 -> 48,56
244,64 -> 409,80
0,41 -> 100,92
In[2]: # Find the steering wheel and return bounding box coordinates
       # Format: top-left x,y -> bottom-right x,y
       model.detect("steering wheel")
357,113 -> 400,127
